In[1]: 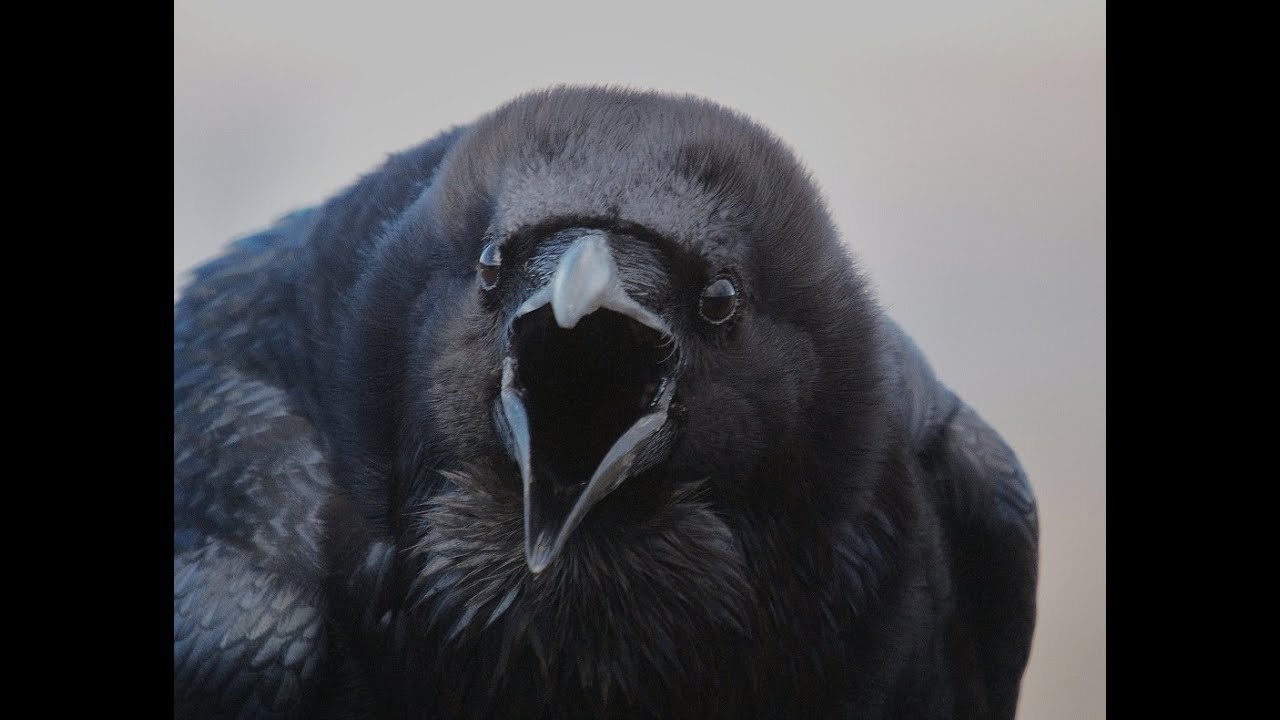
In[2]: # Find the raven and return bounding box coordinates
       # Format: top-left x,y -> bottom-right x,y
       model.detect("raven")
174,87 -> 1038,719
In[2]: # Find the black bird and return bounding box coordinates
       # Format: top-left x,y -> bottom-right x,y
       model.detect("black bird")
174,87 -> 1038,719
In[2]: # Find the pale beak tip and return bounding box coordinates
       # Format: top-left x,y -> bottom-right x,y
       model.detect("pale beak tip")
552,303 -> 582,329
526,538 -> 555,574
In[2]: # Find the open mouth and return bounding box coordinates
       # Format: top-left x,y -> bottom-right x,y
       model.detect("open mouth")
500,304 -> 679,571
513,304 -> 674,488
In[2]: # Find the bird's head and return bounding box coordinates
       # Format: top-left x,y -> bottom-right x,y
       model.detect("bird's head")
404,88 -> 887,577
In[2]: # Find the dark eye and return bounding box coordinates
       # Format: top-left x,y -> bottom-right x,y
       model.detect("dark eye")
477,241 -> 501,290
699,276 -> 738,324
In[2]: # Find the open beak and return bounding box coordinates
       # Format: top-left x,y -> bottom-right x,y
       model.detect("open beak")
494,232 -> 678,573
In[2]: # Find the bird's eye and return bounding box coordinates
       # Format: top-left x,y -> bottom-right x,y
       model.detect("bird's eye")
477,241 -> 501,290
699,276 -> 738,324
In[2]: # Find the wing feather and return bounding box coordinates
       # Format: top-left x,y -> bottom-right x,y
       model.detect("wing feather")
173,129 -> 464,716
885,319 -> 1039,720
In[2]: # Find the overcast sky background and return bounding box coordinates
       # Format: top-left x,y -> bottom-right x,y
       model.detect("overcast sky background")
175,2 -> 1105,716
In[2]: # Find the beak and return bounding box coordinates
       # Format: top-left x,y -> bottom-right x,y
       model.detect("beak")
495,232 -> 677,573
514,232 -> 670,335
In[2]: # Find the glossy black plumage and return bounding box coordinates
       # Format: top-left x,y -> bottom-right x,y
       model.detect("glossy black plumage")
174,87 -> 1038,719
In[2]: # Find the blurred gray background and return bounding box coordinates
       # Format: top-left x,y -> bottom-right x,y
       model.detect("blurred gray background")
175,1 -> 1104,717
